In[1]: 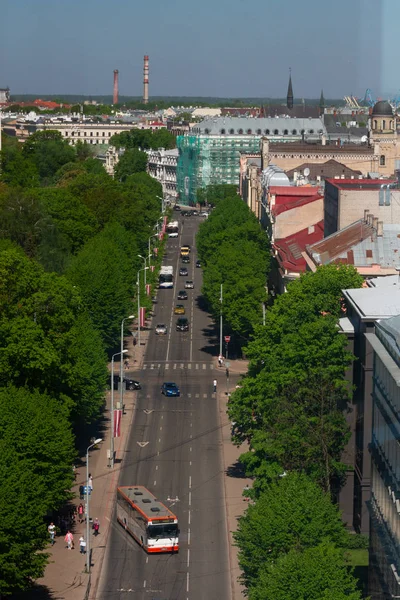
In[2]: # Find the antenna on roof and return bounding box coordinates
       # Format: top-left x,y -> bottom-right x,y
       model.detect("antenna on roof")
304,167 -> 310,177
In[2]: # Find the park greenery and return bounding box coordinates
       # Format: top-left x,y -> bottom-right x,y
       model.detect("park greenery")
110,127 -> 176,151
0,129 -> 165,595
197,189 -> 270,342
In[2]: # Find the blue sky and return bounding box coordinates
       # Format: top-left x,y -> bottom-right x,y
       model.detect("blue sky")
0,0 -> 395,99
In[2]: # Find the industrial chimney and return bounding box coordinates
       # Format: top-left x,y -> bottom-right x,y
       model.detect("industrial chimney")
113,69 -> 119,105
143,55 -> 149,104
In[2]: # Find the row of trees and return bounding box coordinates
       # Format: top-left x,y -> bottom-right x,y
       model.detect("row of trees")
0,130 -> 165,595
227,264 -> 365,596
196,188 -> 270,342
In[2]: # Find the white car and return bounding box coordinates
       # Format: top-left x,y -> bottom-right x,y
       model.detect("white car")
155,324 -> 167,335
185,280 -> 194,289
168,232 -> 178,238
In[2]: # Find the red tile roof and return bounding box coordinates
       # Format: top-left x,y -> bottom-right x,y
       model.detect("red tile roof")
305,219 -> 375,265
269,186 -> 320,196
272,193 -> 323,216
274,220 -> 324,273
326,178 -> 396,190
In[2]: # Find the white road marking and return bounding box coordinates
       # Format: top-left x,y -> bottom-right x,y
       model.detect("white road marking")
188,393 -> 191,398
154,480 -> 156,486
188,363 -> 192,369
143,580 -> 146,588
188,528 -> 191,545
187,548 -> 190,567
202,363 -> 206,370
190,422 -> 192,427
190,434 -> 192,439
150,364 -> 154,370
188,510 -> 191,525
195,393 -> 199,398
158,438 -> 161,442
161,415 -> 163,419
160,426 -> 163,431
173,363 -> 177,370
190,446 -> 192,452
146,556 -> 149,564
165,363 -> 169,369
180,363 -> 184,369
187,573 -> 189,593
189,475 -> 192,488
156,465 -> 158,470
189,491 -> 192,506
203,393 -> 207,398
190,461 -> 192,466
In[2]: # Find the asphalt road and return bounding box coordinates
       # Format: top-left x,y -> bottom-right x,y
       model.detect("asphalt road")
97,214 -> 231,600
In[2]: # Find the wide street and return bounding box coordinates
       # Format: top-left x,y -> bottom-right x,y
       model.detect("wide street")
97,212 -> 232,599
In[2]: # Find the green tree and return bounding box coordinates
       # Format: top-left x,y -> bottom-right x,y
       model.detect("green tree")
249,542 -> 362,600
66,222 -> 138,349
22,130 -> 76,182
196,183 -> 237,207
0,135 -> 40,188
114,148 -> 148,181
234,472 -> 347,589
0,386 -> 76,596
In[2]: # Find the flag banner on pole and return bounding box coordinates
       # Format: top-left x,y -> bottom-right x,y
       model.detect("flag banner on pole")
146,284 -> 151,297
114,409 -> 122,437
150,264 -> 155,271
163,216 -> 168,226
140,307 -> 146,328
153,248 -> 158,256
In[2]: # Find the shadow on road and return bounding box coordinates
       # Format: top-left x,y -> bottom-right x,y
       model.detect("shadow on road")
226,460 -> 247,479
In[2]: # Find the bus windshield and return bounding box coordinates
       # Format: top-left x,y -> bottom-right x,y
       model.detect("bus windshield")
147,523 -> 178,538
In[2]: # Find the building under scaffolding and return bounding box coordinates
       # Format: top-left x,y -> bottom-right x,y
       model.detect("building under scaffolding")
176,116 -> 326,204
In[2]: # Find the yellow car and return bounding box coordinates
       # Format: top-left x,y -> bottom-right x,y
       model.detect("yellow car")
174,305 -> 185,315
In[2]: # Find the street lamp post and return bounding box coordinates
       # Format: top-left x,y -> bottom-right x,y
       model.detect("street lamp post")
111,350 -> 127,469
136,267 -> 149,348
156,195 -> 164,214
85,438 -> 102,574
120,315 -> 135,413
219,284 -> 223,358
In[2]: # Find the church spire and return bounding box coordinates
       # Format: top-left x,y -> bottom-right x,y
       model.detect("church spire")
319,89 -> 325,115
287,68 -> 293,110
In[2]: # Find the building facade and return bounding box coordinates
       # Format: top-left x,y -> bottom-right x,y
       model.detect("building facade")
146,148 -> 179,199
366,315 -> 400,599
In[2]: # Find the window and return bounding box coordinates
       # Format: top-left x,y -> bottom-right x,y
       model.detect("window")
238,129 -> 243,134
283,129 -> 288,135
247,129 -> 252,134
380,155 -> 386,166
204,128 -> 210,134
383,120 -> 386,129
374,120 -> 378,129
257,129 -> 262,135
96,132 -> 99,136
102,132 -> 105,137
301,129 -> 305,135
265,129 -> 270,135
90,132 -> 93,136
292,129 -> 297,135
220,128 -> 225,134
229,128 -> 234,134
274,129 -> 279,135
309,129 -> 314,134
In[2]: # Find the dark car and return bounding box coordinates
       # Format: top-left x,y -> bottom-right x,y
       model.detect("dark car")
108,375 -> 141,391
174,205 -> 181,211
182,255 -> 190,264
124,378 -> 141,391
196,260 -> 201,268
179,267 -> 188,276
176,317 -> 189,332
161,382 -> 180,396
177,290 -> 188,300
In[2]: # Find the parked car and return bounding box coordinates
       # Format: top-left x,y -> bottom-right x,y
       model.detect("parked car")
176,317 -> 189,331
174,205 -> 181,211
179,267 -> 188,276
174,305 -> 185,315
185,280 -> 194,289
199,212 -> 209,218
161,382 -> 180,396
177,290 -> 188,300
182,255 -> 190,264
196,260 -> 201,268
168,231 -> 178,238
192,210 -> 198,216
155,323 -> 167,335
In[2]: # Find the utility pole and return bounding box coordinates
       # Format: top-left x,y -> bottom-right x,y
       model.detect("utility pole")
263,303 -> 266,326
219,284 -> 223,358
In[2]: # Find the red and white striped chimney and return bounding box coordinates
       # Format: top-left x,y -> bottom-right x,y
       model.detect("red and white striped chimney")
143,55 -> 149,104
113,69 -> 119,105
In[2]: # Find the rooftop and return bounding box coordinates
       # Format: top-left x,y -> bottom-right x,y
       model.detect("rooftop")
275,220 -> 324,274
342,287 -> 400,320
270,142 -> 374,154
191,116 -> 326,137
118,486 -> 176,520
325,178 -> 396,190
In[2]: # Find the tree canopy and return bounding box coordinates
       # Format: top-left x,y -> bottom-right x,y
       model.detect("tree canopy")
110,127 -> 176,151
249,542 -> 362,600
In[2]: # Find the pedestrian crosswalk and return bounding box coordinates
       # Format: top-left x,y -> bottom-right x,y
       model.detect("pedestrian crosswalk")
142,362 -> 214,371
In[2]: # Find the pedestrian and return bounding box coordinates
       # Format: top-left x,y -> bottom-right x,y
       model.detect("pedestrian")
64,530 -> 74,550
48,522 -> 56,545
133,337 -> 137,347
225,368 -> 229,379
93,518 -> 100,536
213,379 -> 217,393
124,359 -> 129,369
78,503 -> 84,524
243,484 -> 250,502
79,484 -> 85,500
88,474 -> 93,491
79,535 -> 86,554
218,355 -> 223,367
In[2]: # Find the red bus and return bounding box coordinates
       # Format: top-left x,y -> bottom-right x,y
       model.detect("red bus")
116,486 -> 179,553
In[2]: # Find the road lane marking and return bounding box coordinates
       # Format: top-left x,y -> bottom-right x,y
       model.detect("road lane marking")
188,363 -> 192,369
187,573 -> 189,593
202,364 -> 206,370
154,480 -> 156,486
156,465 -> 158,470
196,363 -> 199,369
161,415 -> 163,419
195,393 -> 199,398
190,447 -> 192,452
188,529 -> 191,546
189,475 -> 192,488
165,363 -> 169,369
173,363 -> 177,370
146,557 -> 149,564
189,491 -> 191,506
187,548 -> 190,567
188,510 -> 191,525
203,393 -> 207,398
187,393 -> 191,398
143,580 -> 146,588
180,363 -> 184,369
158,438 -> 161,442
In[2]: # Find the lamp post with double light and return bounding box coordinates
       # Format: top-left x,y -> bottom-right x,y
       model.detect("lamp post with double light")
120,315 -> 135,414
85,437 -> 102,574
110,350 -> 127,469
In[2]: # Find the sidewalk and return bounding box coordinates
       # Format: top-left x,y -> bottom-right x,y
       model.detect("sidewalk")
217,357 -> 252,600
35,328 -> 150,600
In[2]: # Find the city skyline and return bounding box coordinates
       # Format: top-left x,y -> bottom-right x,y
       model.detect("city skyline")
0,0 -> 396,99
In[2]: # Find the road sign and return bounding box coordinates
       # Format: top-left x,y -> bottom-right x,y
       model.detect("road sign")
224,335 -> 231,343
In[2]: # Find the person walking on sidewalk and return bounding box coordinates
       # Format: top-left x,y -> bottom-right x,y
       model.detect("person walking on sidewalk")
88,473 -> 93,491
65,530 -> 74,550
78,503 -> 84,524
213,379 -> 217,393
93,518 -> 100,536
218,354 -> 223,367
48,522 -> 56,545
79,536 -> 86,554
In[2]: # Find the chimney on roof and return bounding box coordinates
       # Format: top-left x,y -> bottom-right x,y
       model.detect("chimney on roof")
364,209 -> 370,222
373,216 -> 378,231
377,220 -> 383,236
367,213 -> 373,226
